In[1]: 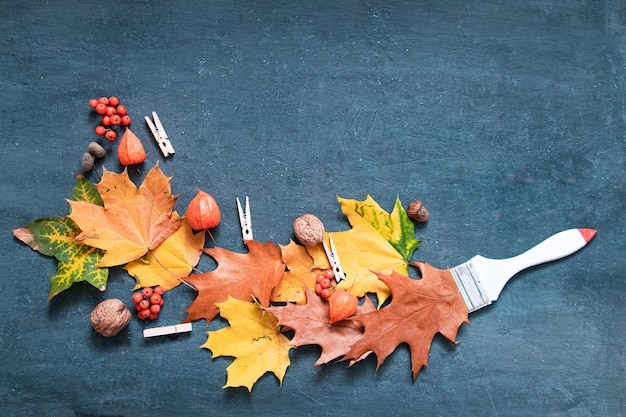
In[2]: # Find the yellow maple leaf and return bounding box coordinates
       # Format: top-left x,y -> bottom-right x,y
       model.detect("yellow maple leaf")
67,164 -> 181,267
312,225 -> 402,304
203,297 -> 293,391
305,196 -> 418,306
339,195 -> 421,260
270,240 -> 326,305
125,214 -> 205,291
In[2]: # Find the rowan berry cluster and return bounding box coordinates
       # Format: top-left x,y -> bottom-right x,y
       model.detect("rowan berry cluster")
131,286 -> 165,320
88,96 -> 132,141
314,269 -> 336,300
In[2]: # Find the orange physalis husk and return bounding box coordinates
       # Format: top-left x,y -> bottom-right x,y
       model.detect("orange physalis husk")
185,188 -> 221,231
328,289 -> 358,325
118,128 -> 147,166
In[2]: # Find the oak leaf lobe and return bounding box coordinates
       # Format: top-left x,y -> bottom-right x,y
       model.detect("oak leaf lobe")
343,262 -> 469,379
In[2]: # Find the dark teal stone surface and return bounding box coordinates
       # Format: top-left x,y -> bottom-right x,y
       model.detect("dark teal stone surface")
1,1 -> 624,416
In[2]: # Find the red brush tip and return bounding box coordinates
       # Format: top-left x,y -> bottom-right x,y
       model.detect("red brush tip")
578,228 -> 597,243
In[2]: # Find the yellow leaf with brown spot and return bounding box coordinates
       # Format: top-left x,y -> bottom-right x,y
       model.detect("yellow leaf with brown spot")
203,297 -> 293,391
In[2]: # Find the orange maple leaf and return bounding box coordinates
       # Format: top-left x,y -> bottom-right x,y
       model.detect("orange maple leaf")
67,164 -> 180,267
270,240 -> 326,305
266,287 -> 375,365
125,214 -> 205,292
343,262 -> 469,380
184,240 -> 285,325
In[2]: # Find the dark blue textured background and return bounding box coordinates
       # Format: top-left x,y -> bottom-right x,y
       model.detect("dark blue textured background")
1,1 -> 624,416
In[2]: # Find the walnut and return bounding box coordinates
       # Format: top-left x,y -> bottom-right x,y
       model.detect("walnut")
90,298 -> 131,337
293,214 -> 325,246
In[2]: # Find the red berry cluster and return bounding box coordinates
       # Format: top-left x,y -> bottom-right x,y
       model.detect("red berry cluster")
315,269 -> 336,300
88,96 -> 132,141
132,286 -> 165,320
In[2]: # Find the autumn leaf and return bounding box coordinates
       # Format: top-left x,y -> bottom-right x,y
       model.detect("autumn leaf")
270,240 -> 325,305
306,224 -> 400,305
305,196 -> 421,305
266,286 -> 375,365
125,214 -> 205,292
184,240 -> 285,325
202,296 -> 293,391
68,163 -> 181,267
343,263 -> 469,380
71,175 -> 104,206
341,195 -> 420,261
13,176 -> 108,299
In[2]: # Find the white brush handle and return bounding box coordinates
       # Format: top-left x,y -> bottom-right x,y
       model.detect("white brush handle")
506,228 -> 593,268
453,229 -> 596,312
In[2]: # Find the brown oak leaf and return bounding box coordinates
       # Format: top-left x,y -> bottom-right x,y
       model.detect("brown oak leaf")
184,240 -> 285,325
266,286 -> 375,365
343,262 -> 469,379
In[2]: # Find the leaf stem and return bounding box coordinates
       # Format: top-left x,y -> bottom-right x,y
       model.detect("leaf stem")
150,251 -> 198,292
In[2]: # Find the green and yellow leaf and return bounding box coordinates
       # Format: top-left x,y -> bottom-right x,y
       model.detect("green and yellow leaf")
305,195 -> 422,305
13,176 -> 108,299
340,195 -> 420,261
71,175 -> 103,206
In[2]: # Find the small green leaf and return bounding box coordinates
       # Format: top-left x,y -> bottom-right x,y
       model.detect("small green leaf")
71,176 -> 103,205
15,217 -> 108,299
389,196 -> 421,260
14,176 -> 108,299
49,250 -> 107,299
